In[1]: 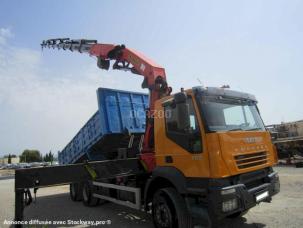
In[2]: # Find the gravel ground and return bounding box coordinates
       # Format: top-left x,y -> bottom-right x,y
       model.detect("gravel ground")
0,166 -> 302,228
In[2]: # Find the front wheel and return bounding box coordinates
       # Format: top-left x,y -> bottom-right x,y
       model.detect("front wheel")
82,181 -> 100,207
152,187 -> 192,228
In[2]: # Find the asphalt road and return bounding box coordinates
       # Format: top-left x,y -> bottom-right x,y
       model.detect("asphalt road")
0,166 -> 302,228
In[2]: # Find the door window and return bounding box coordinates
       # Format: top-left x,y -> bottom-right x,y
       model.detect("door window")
164,97 -> 202,153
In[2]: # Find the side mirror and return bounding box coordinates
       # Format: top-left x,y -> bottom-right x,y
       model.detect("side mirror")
174,92 -> 190,131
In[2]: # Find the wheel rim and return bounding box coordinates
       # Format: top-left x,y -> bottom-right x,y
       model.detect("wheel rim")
154,200 -> 173,228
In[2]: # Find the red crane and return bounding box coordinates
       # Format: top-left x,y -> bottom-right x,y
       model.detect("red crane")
41,38 -> 172,172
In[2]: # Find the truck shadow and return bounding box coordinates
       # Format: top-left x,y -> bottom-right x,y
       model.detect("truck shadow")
22,192 -> 153,228
20,192 -> 265,228
219,217 -> 266,228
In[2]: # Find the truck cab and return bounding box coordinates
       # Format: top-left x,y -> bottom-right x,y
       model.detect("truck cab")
150,86 -> 280,225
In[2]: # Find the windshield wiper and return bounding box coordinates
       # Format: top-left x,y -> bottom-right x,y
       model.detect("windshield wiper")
247,127 -> 262,131
228,128 -> 243,131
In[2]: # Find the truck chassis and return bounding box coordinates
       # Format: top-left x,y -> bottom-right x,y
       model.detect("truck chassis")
14,157 -> 280,228
14,158 -> 144,223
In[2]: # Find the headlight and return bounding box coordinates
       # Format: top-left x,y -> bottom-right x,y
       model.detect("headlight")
222,198 -> 238,212
268,171 -> 278,179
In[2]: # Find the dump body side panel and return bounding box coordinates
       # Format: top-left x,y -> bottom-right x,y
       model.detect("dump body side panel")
58,88 -> 148,164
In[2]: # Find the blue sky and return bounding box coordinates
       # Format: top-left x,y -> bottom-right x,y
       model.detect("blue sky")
0,0 -> 302,156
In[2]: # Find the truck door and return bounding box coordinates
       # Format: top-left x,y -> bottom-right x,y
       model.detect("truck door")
154,94 -> 210,178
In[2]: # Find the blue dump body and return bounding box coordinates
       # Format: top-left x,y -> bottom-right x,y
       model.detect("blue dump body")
58,88 -> 149,165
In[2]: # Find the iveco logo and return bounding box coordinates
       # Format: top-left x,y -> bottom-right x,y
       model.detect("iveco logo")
243,137 -> 263,143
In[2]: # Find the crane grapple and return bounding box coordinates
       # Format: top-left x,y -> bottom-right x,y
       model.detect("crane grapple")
41,38 -> 97,52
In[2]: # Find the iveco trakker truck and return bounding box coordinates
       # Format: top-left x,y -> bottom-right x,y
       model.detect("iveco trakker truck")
14,38 -> 280,228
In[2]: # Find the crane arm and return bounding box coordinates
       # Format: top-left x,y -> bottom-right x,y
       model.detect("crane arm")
41,38 -> 172,171
41,38 -> 171,108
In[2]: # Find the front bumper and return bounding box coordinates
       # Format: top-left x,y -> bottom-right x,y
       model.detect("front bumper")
208,170 -> 280,219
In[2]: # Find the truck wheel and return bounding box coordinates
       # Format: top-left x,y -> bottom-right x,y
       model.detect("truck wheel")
70,183 -> 83,201
152,187 -> 192,228
82,181 -> 100,207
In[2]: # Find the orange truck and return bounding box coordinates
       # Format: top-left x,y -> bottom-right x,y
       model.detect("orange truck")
14,38 -> 280,228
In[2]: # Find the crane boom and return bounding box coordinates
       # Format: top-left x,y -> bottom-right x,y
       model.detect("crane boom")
41,38 -> 172,171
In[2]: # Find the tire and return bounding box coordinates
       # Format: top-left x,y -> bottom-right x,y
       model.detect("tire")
70,183 -> 83,201
152,187 -> 192,228
82,181 -> 100,207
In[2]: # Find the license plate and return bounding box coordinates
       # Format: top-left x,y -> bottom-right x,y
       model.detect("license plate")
256,191 -> 269,202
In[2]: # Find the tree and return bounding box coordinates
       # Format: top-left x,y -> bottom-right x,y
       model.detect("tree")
43,151 -> 54,164
4,154 -> 16,158
8,154 -> 11,164
20,150 -> 42,163
43,153 -> 48,162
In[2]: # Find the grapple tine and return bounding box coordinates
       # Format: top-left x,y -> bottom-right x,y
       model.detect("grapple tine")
41,38 -> 71,49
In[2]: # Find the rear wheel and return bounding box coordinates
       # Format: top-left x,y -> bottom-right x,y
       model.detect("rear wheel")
70,183 -> 83,201
152,187 -> 192,228
82,181 -> 100,207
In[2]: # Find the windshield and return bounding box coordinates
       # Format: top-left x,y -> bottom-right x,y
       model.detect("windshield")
199,97 -> 265,132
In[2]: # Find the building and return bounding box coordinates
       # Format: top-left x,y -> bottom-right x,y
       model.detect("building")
0,157 -> 20,164
267,120 -> 303,159
267,120 -> 303,139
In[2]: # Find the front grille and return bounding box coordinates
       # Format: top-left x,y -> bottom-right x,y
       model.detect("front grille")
235,151 -> 267,169
235,169 -> 269,190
